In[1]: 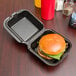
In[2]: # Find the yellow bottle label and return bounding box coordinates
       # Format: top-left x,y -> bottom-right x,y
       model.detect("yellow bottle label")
34,0 -> 41,8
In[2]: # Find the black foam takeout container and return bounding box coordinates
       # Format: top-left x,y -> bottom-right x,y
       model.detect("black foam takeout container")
4,10 -> 72,66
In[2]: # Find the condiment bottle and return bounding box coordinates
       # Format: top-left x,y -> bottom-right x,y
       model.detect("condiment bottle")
34,0 -> 41,8
62,0 -> 74,16
55,0 -> 64,11
41,0 -> 55,20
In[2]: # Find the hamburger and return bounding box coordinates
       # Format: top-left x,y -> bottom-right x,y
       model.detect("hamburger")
38,34 -> 66,60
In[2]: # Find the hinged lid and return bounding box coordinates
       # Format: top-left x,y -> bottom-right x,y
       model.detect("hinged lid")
4,10 -> 44,45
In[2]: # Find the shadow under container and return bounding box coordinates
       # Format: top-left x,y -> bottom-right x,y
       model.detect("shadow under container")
4,10 -> 72,66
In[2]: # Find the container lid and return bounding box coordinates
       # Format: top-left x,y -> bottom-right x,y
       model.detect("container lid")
4,10 -> 44,44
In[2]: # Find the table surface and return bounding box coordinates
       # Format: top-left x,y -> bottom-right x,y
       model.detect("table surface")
0,0 -> 76,76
